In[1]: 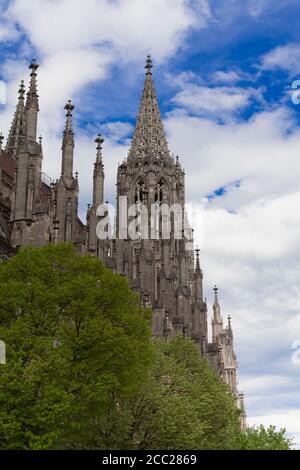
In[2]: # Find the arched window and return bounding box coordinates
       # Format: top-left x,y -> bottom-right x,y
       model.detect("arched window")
134,179 -> 147,203
154,178 -> 166,204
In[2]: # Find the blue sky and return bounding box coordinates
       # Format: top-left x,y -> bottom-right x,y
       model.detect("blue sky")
1,0 -> 300,446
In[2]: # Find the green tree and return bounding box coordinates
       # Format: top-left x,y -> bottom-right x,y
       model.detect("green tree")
117,336 -> 241,450
239,425 -> 294,450
0,244 -> 153,449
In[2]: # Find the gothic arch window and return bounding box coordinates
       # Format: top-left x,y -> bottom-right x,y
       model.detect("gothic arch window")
154,178 -> 167,204
134,178 -> 147,203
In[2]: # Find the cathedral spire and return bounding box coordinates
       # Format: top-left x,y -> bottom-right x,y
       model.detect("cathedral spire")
61,100 -> 75,178
195,247 -> 201,272
227,314 -> 233,338
93,134 -> 105,207
194,247 -> 203,300
5,80 -> 26,156
128,55 -> 170,163
212,285 -> 223,342
25,60 -> 39,142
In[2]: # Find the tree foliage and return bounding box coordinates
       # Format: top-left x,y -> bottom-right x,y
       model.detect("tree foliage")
0,244 -> 152,449
238,425 -> 294,450
0,244 -> 294,450
117,335 -> 241,450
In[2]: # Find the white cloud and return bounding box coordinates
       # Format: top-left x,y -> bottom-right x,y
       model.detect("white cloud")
212,69 -> 253,84
247,0 -> 267,18
171,80 -> 264,118
260,43 -> 300,76
7,0 -> 209,61
0,22 -> 18,42
102,121 -> 133,142
212,70 -> 244,84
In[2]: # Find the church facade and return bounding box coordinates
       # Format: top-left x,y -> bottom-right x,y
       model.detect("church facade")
0,57 -> 246,426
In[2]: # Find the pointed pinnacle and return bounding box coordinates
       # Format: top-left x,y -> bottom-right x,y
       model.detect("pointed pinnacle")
63,100 -> 74,135
64,99 -> 74,115
18,80 -> 25,99
213,285 -> 219,302
0,132 -> 4,150
29,59 -> 39,72
145,54 -> 153,75
95,133 -> 104,150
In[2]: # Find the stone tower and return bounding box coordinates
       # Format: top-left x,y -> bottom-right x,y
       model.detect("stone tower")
52,100 -> 80,244
10,60 -> 50,247
106,56 -> 208,354
86,56 -> 246,424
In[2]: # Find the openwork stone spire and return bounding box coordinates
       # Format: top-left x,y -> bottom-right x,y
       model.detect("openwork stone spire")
128,55 -> 170,163
5,80 -> 26,157
25,59 -> 39,142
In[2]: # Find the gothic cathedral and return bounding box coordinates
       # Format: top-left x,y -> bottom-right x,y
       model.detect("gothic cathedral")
0,57 -> 246,426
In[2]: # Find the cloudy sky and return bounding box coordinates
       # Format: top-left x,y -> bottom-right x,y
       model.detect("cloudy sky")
1,0 -> 300,446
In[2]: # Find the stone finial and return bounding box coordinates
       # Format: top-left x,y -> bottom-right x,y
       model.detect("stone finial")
95,134 -> 104,162
145,54 -> 153,75
95,133 -> 104,150
63,100 -> 74,135
227,314 -> 232,327
213,285 -> 219,302
26,60 -> 39,106
0,132 -> 4,151
18,80 -> 25,100
29,59 -> 39,72
64,99 -> 74,116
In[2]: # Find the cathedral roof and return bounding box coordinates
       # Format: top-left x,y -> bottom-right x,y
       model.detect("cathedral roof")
0,151 -> 16,178
128,56 -> 171,164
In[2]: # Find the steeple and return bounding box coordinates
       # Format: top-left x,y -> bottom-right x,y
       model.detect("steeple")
25,60 -> 39,142
128,55 -> 170,163
5,80 -> 26,157
93,134 -> 105,207
61,100 -> 75,178
194,247 -> 203,300
227,314 -> 233,338
212,285 -> 223,342
195,247 -> 201,272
